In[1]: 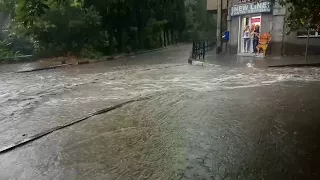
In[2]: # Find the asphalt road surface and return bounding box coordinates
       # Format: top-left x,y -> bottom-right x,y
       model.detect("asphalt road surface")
1,44 -> 320,180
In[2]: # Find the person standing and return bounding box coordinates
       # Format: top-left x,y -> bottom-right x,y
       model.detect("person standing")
257,32 -> 272,57
243,26 -> 251,53
253,25 -> 260,54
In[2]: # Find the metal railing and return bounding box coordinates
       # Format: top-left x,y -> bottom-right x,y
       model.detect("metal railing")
191,40 -> 215,61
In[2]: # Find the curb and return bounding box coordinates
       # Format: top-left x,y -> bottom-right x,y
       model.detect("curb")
188,58 -> 204,66
0,97 -> 150,154
17,64 -> 68,73
268,63 -> 320,68
16,60 -> 92,73
188,58 -> 220,67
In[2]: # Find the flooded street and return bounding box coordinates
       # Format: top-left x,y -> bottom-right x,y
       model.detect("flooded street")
1,44 -> 320,179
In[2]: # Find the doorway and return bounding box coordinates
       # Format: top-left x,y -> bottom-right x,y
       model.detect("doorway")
238,15 -> 261,54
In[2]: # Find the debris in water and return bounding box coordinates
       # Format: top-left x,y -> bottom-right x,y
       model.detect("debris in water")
192,61 -> 204,66
207,63 -> 220,67
246,63 -> 254,68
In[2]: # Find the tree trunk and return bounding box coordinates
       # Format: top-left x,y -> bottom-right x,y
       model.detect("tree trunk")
305,28 -> 310,61
170,28 -> 174,44
159,30 -> 163,47
163,29 -> 167,47
166,29 -> 170,45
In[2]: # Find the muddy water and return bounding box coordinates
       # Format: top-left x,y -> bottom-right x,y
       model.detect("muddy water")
1,45 -> 320,179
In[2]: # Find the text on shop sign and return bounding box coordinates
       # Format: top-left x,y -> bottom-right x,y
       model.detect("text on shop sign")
231,1 -> 271,16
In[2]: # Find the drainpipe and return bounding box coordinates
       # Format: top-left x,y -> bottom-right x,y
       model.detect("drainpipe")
227,0 -> 231,54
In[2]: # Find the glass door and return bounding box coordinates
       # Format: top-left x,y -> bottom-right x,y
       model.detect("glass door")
240,17 -> 251,53
239,15 -> 262,54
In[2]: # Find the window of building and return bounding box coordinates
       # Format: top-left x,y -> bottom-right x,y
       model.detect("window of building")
297,29 -> 320,38
297,24 -> 320,38
238,0 -> 263,3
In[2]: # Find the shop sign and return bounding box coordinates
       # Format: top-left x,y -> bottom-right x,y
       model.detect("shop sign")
231,1 -> 272,16
251,17 -> 261,23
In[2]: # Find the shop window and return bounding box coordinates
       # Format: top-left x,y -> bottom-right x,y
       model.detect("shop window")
297,29 -> 320,38
297,25 -> 320,38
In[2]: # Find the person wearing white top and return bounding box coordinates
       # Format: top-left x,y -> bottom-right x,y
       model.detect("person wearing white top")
243,25 -> 251,53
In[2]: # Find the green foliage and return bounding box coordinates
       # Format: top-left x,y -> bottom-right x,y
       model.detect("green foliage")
2,0 -> 201,58
183,0 -> 216,41
272,0 -> 320,32
0,38 -> 21,59
11,3 -> 102,55
80,44 -> 103,59
0,39 -> 13,57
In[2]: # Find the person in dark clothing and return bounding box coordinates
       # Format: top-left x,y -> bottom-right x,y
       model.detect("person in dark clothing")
253,25 -> 260,54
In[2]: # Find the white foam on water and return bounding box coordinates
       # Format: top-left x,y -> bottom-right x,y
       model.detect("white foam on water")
192,61 -> 204,66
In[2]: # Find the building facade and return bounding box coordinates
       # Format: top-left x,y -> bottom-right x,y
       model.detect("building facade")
207,0 -> 320,56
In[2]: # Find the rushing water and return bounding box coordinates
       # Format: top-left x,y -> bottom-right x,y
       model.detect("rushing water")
1,45 -> 320,179
1,61 -> 320,147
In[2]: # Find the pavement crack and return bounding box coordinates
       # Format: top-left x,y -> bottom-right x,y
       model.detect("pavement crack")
178,168 -> 187,180
257,131 -> 262,144
167,172 -> 175,180
0,96 -> 150,154
154,150 -> 168,161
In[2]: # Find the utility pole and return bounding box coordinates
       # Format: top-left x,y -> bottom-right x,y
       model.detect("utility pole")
216,0 -> 222,53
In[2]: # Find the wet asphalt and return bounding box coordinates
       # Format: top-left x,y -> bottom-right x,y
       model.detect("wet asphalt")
1,44 -> 320,180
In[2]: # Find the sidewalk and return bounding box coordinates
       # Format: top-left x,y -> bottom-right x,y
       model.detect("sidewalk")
10,45 -> 179,73
203,52 -> 320,68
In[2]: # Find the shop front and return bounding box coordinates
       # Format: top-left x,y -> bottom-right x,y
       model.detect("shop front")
230,1 -> 272,55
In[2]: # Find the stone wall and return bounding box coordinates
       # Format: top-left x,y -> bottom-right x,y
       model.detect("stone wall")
268,15 -> 285,55
229,16 -> 239,54
283,33 -> 320,55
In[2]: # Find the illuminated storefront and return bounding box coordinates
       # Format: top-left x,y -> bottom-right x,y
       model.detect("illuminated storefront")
207,0 -> 320,56
230,1 -> 272,55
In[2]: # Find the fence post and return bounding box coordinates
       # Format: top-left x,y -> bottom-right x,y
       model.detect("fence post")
203,42 -> 205,60
191,40 -> 215,61
192,42 -> 195,59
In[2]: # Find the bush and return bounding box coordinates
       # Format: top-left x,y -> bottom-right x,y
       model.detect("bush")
80,45 -> 103,59
0,39 -> 20,58
12,5 -> 102,57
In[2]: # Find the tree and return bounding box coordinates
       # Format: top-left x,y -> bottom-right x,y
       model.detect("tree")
1,0 -> 190,58
183,0 -> 216,41
272,0 -> 320,59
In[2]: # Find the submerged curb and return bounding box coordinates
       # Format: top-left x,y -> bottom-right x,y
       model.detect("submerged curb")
0,97 -> 150,154
188,58 -> 220,67
268,63 -> 320,68
17,64 -> 68,73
